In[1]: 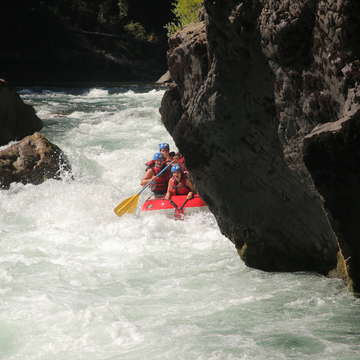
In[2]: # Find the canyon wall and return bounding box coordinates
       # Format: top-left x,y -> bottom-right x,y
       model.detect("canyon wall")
160,0 -> 360,288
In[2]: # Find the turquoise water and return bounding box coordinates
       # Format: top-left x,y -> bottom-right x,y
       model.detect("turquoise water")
0,87 -> 359,360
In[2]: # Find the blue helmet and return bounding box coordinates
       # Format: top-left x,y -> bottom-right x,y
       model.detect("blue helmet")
159,143 -> 170,151
171,164 -> 182,173
153,152 -> 164,161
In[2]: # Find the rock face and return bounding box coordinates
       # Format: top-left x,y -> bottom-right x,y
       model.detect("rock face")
303,115 -> 360,291
159,0 -> 360,277
0,133 -> 71,189
0,81 -> 43,146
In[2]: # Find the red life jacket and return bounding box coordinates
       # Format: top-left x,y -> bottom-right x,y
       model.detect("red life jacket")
168,176 -> 191,195
145,159 -> 155,169
151,165 -> 171,194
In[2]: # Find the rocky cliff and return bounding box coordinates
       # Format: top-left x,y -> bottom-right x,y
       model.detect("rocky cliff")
160,0 -> 360,289
0,81 -> 43,146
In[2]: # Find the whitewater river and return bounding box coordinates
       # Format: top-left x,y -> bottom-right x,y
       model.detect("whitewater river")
0,86 -> 359,360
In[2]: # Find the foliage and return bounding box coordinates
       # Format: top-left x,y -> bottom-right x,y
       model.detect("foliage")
165,0 -> 203,36
124,21 -> 148,41
117,0 -> 128,19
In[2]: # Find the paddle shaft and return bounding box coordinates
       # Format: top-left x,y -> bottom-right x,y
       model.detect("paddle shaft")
179,198 -> 189,210
169,196 -> 190,220
169,199 -> 179,209
169,196 -> 190,210
114,161 -> 174,217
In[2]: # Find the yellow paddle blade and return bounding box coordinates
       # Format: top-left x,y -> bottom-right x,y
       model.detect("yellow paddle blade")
113,194 -> 140,216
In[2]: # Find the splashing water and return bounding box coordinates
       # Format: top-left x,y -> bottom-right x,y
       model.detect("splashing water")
0,86 -> 359,360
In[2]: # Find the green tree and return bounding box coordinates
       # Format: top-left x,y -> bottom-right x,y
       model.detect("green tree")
165,0 -> 203,36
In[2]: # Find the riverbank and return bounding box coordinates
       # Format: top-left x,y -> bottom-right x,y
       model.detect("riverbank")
12,82 -> 167,92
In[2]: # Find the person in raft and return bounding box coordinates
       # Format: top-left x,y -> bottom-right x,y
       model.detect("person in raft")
159,142 -> 173,164
140,152 -> 171,197
172,151 -> 188,175
159,143 -> 187,171
164,164 -> 194,200
145,143 -> 174,169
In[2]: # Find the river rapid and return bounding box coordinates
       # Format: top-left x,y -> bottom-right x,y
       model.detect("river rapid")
0,86 -> 359,360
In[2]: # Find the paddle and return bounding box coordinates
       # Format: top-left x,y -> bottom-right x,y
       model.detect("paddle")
168,199 -> 182,220
179,197 -> 190,210
168,196 -> 190,220
113,161 -> 174,217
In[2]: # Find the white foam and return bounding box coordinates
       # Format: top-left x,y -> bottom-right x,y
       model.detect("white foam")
86,88 -> 109,97
0,86 -> 353,360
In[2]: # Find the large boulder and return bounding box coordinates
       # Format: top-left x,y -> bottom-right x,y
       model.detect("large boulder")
0,132 -> 71,189
0,81 -> 43,146
160,1 -> 352,276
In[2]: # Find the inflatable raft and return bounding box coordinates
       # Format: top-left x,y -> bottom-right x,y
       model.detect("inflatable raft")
140,194 -> 207,219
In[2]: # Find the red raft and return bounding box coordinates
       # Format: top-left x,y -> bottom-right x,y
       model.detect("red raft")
140,194 -> 207,219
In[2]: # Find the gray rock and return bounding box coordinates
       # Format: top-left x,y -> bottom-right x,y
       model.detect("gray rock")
0,132 -> 71,189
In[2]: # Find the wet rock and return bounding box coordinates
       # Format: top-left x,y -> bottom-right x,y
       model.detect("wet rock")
0,81 -> 43,146
156,71 -> 172,85
0,132 -> 71,189
160,1 -> 350,275
303,110 -> 360,292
